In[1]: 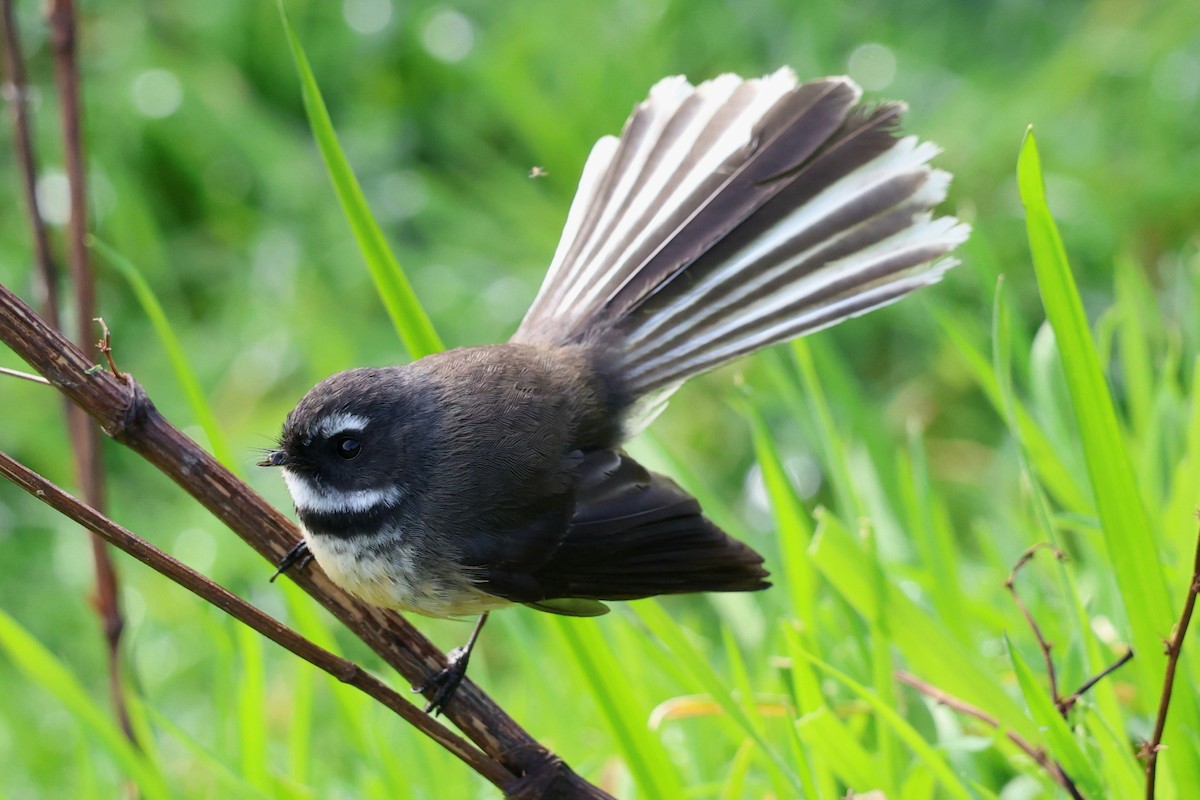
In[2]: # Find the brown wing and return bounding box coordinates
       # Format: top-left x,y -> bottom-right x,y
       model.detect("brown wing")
474,450 -> 769,606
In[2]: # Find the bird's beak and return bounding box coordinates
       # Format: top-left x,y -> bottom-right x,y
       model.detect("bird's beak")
258,450 -> 290,468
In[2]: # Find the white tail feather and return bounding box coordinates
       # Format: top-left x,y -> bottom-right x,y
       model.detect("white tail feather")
620,137 -> 952,353
518,68 -> 811,336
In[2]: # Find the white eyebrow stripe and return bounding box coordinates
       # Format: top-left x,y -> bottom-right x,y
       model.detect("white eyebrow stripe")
314,412 -> 370,439
282,469 -> 402,514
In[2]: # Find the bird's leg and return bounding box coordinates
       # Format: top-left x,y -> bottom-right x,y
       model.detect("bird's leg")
269,540 -> 313,582
418,612 -> 489,716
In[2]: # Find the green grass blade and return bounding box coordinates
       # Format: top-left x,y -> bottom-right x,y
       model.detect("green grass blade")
90,237 -> 238,472
866,616 -> 901,792
284,649 -> 315,785
788,339 -> 863,518
992,269 -> 1143,789
783,626 -> 873,791
1017,132 -> 1173,685
900,764 -> 940,800
236,625 -> 271,792
780,343 -> 903,785
0,609 -> 171,799
1165,356 -> 1200,531
551,617 -> 683,798
76,734 -> 102,800
793,708 -> 874,792
1019,131 -> 1200,792
1005,635 -> 1103,797
143,703 -> 271,799
1114,254 -> 1156,437
719,626 -> 798,797
796,648 -> 974,800
782,619 -> 845,796
935,309 -> 1090,514
277,3 -> 443,359
718,740 -> 756,800
897,433 -> 969,641
737,397 -> 816,626
809,510 -> 1039,741
631,600 -> 804,794
1082,701 -> 1145,798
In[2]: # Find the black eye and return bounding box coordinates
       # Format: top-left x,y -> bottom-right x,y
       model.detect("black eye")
334,435 -> 362,460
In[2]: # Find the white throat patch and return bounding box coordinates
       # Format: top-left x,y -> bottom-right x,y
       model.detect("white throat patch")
282,468 -> 402,514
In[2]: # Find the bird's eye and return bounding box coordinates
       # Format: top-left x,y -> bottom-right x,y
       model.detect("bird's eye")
334,435 -> 362,460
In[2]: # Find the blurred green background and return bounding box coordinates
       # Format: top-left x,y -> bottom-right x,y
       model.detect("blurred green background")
2,0 -> 1199,797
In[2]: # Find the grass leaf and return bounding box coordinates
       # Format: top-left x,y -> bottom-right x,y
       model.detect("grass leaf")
0,608 -> 171,799
631,600 -> 804,794
797,647 -> 975,800
277,2 -> 443,359
91,237 -> 238,471
1018,134 -> 1178,668
1005,634 -> 1103,796
551,617 -> 684,798
809,510 -> 1040,741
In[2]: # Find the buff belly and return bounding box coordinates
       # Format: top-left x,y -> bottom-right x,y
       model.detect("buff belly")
301,526 -> 511,618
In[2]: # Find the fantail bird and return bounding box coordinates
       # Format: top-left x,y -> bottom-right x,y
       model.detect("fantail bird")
260,68 -> 969,714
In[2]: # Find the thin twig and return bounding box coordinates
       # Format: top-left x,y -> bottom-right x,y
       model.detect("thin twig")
93,317 -> 125,381
0,450 -> 516,792
45,0 -> 135,749
0,365 -> 52,384
0,0 -> 59,320
896,671 -> 1082,799
1006,543 -> 1066,714
1060,648 -> 1133,715
1143,522 -> 1200,799
0,282 -> 612,798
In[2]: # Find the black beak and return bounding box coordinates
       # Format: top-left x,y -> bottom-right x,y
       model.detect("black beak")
258,450 -> 290,468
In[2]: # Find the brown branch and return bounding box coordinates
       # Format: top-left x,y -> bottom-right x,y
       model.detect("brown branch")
896,671 -> 1082,799
0,282 -> 613,799
1006,543 -> 1065,713
0,449 -> 515,792
1143,522 -> 1200,799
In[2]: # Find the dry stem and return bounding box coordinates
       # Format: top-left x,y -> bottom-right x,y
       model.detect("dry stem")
1143,523 -> 1200,798
1006,543 -> 1066,713
1005,543 -> 1133,719
896,671 -> 1082,798
0,0 -> 58,319
3,0 -> 135,747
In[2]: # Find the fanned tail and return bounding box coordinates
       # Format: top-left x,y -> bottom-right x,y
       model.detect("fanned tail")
512,69 -> 969,398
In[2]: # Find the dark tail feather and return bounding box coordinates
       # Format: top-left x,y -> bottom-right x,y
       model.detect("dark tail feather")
512,69 -> 967,400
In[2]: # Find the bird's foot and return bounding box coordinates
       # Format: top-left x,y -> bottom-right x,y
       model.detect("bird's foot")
416,644 -> 472,716
270,540 -> 313,582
